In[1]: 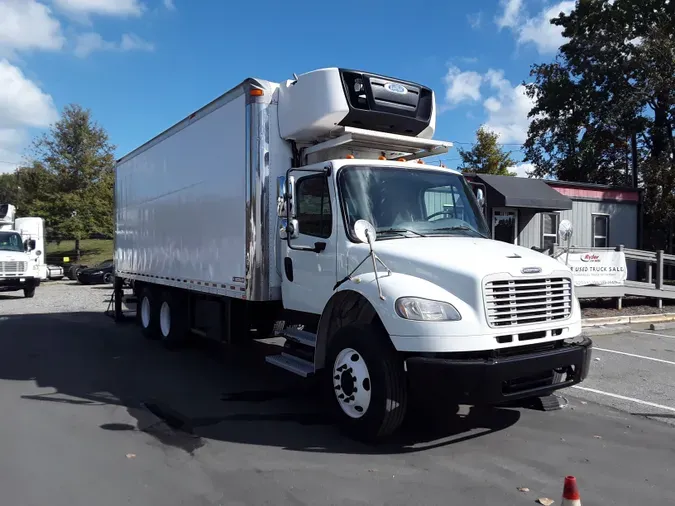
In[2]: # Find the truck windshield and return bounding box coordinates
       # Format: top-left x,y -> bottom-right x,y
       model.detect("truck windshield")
337,165 -> 490,240
0,231 -> 23,252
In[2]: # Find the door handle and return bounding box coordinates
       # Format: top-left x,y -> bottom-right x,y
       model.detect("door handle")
284,257 -> 294,282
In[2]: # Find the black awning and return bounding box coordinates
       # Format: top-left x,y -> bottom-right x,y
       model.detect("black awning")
475,174 -> 573,210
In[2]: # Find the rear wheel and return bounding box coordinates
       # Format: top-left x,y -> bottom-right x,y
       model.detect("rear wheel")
325,323 -> 408,443
137,287 -> 159,340
158,291 -> 190,349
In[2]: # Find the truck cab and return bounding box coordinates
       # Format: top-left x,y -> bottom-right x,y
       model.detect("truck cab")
0,204 -> 40,297
270,69 -> 591,440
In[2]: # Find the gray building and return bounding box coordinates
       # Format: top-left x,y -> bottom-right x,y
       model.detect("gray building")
465,174 -> 642,278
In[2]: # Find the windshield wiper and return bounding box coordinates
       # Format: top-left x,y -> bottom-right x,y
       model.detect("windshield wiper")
376,228 -> 427,238
427,225 -> 486,237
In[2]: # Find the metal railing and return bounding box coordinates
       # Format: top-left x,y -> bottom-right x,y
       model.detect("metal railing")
552,244 -> 675,307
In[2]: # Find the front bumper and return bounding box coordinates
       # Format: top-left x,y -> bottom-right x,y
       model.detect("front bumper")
405,337 -> 592,405
0,276 -> 39,291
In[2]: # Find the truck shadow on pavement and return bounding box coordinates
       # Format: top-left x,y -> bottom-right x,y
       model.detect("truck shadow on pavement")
0,311 -> 520,455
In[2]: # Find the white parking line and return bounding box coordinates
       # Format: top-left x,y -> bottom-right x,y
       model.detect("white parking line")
632,330 -> 675,340
572,386 -> 675,413
594,347 -> 675,365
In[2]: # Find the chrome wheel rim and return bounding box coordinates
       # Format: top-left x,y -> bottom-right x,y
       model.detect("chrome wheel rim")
141,296 -> 151,329
332,347 -> 371,419
159,301 -> 171,337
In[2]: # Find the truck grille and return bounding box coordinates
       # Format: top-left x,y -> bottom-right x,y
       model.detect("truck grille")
0,261 -> 26,276
485,277 -> 572,327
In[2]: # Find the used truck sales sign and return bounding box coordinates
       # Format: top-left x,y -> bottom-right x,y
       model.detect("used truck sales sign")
559,251 -> 627,286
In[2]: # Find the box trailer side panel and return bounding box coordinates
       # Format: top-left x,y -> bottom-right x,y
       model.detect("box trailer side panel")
115,92 -> 249,296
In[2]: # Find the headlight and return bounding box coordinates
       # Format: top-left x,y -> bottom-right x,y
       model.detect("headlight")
395,297 -> 461,321
32,264 -> 39,271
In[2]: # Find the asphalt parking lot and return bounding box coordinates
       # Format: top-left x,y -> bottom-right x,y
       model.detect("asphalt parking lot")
1,282 -> 674,505
565,324 -> 675,427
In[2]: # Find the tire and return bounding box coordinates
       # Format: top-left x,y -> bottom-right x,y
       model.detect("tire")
23,286 -> 36,298
325,323 -> 408,443
137,287 -> 160,340
157,290 -> 190,349
103,272 -> 113,284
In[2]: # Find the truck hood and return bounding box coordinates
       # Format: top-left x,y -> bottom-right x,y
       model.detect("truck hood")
351,237 -> 571,311
370,236 -> 567,279
0,250 -> 29,261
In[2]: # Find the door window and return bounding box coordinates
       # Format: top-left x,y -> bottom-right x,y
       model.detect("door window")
295,175 -> 332,239
492,209 -> 518,244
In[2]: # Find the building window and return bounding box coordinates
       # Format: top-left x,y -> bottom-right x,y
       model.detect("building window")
541,212 -> 559,251
492,208 -> 518,244
592,214 -> 609,247
295,174 -> 332,239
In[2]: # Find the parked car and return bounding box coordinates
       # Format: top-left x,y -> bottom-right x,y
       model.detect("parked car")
77,259 -> 114,285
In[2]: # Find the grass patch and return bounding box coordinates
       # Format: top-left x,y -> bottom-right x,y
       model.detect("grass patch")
46,239 -> 113,267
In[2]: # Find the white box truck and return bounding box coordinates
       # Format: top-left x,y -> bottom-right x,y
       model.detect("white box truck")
114,68 -> 592,441
0,204 -> 40,297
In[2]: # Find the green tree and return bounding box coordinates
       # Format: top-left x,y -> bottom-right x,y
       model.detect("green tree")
523,0 -> 675,249
31,104 -> 115,260
458,127 -> 517,176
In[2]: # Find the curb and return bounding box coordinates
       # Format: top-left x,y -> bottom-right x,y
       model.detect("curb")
582,312 -> 675,328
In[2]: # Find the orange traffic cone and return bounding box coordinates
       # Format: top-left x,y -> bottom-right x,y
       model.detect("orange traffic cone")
561,476 -> 581,505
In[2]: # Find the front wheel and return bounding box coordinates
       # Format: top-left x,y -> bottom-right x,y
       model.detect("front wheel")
325,323 -> 408,443
23,286 -> 36,298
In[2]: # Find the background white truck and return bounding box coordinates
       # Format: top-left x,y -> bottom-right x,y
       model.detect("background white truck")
0,204 -> 40,297
113,67 -> 592,441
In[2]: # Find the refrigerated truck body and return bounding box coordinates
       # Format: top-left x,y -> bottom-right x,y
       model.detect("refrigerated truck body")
114,68 -> 592,441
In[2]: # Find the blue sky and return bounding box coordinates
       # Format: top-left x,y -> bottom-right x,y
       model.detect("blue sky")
0,0 -> 574,176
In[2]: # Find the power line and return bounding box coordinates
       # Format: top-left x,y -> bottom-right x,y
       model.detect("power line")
450,140 -> 525,147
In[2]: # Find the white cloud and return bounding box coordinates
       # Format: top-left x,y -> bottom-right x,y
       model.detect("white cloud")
0,0 -> 65,55
0,59 -> 58,173
467,11 -> 482,30
518,1 -> 575,54
120,33 -> 154,52
442,65 -> 535,144
52,0 -> 144,18
496,0 -> 522,29
164,0 -> 175,10
482,69 -> 535,144
0,59 -> 58,129
496,0 -> 575,54
443,66 -> 483,106
74,32 -> 154,58
510,162 -> 537,178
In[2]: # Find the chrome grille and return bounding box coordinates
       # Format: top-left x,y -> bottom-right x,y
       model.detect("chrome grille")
0,261 -> 27,276
485,277 -> 572,327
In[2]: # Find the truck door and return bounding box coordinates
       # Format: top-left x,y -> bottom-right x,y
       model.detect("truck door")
281,171 -> 337,315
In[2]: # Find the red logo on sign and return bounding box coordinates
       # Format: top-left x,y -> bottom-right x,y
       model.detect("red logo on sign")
580,253 -> 600,262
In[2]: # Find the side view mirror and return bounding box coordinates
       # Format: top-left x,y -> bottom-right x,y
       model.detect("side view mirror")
475,188 -> 485,208
285,218 -> 300,239
276,176 -> 287,217
276,175 -> 296,218
24,239 -> 36,251
558,219 -> 573,243
353,220 -> 377,246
